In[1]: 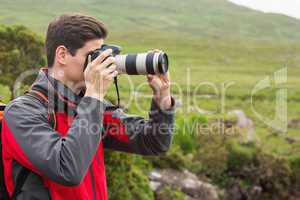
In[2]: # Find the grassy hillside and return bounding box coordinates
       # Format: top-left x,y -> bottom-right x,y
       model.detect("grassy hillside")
0,0 -> 299,156
1,0 -> 300,42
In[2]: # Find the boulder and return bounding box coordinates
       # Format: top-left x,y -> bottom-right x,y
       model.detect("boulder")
149,169 -> 220,200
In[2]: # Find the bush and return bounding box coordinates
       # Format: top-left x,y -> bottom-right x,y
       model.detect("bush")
191,117 -> 296,199
289,155 -> 300,192
226,148 -> 293,199
0,24 -> 45,99
0,84 -> 11,103
146,144 -> 192,171
226,141 -> 258,172
253,153 -> 292,199
173,113 -> 208,154
105,150 -> 154,200
192,119 -> 236,178
156,186 -> 187,200
195,140 -> 229,178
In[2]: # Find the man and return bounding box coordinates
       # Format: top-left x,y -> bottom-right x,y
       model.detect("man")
2,14 -> 175,200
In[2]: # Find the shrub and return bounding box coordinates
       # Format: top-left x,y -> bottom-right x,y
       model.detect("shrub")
226,141 -> 258,172
105,150 -> 154,200
253,153 -> 292,199
156,186 -> 187,200
0,24 -> 45,98
173,113 -> 208,154
146,144 -> 192,171
289,155 -> 300,192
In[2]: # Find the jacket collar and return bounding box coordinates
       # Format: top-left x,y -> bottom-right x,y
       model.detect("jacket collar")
31,68 -> 84,106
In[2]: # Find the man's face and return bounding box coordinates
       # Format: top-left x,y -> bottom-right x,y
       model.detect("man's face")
64,38 -> 103,86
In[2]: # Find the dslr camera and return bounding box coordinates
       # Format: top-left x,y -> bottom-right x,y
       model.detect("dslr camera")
85,44 -> 169,75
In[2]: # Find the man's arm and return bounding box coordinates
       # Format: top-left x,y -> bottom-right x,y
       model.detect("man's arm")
2,95 -> 105,186
103,54 -> 176,155
103,96 -> 176,155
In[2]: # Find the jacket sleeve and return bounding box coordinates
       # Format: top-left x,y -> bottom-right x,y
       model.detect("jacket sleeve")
103,97 -> 176,155
2,95 -> 106,186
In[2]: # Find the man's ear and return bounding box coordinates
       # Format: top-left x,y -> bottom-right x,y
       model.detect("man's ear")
55,45 -> 68,65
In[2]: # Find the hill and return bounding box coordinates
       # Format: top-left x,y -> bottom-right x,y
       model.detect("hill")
1,0 -> 300,42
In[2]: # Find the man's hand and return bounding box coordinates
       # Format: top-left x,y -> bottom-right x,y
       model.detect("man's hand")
84,49 -> 118,101
147,50 -> 172,110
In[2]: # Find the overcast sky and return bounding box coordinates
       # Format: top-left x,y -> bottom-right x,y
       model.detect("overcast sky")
228,0 -> 300,19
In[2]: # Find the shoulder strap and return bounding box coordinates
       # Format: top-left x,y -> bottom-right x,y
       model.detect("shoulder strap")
10,90 -> 57,200
114,76 -> 120,108
0,104 -> 5,121
10,170 -> 30,200
26,90 -> 57,130
0,104 -> 10,200
0,104 -> 29,200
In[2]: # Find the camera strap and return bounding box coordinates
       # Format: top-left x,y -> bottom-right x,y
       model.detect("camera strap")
114,76 -> 120,108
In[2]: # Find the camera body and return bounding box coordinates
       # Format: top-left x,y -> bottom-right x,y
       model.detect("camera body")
90,44 -> 121,59
85,44 -> 169,75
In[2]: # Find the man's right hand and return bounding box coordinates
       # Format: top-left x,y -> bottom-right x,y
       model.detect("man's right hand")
84,49 -> 118,101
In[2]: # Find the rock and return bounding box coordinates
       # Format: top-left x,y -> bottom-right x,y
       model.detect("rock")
288,119 -> 300,129
229,110 -> 256,142
150,181 -> 162,192
285,136 -> 298,144
289,119 -> 300,128
149,171 -> 163,180
149,169 -> 220,200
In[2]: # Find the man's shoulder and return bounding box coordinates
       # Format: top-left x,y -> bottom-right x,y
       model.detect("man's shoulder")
4,94 -> 47,118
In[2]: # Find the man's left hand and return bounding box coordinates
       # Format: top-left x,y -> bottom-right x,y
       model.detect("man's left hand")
146,50 -> 172,110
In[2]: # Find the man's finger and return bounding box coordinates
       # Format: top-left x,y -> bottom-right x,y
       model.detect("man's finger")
107,70 -> 119,79
84,55 -> 92,72
96,56 -> 115,70
159,72 -> 170,83
102,65 -> 117,74
147,74 -> 154,81
88,54 -> 92,64
91,49 -> 113,66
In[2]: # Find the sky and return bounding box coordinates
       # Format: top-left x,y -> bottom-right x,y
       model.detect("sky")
228,0 -> 300,20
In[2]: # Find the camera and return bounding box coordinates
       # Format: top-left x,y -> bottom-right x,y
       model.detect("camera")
84,44 -> 169,75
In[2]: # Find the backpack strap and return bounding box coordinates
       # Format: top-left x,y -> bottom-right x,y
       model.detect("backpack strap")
26,90 -> 57,130
0,104 -> 10,199
10,90 -> 56,200
10,170 -> 30,200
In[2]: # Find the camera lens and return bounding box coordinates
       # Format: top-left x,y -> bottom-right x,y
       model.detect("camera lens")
115,51 -> 169,75
158,53 -> 168,74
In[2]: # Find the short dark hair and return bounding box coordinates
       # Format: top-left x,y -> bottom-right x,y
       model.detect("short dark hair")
45,14 -> 108,67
